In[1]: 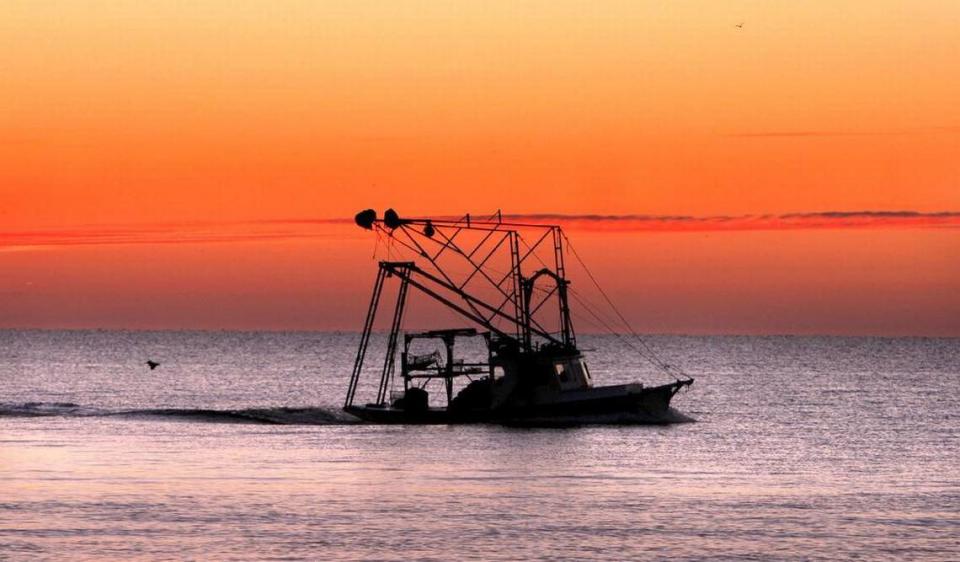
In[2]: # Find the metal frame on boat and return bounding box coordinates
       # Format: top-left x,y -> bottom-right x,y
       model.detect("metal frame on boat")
343,209 -> 693,424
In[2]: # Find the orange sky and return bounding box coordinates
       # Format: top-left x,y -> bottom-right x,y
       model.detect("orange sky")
1,1 -> 958,335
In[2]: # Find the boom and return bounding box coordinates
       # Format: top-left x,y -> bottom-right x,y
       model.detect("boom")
344,209 -> 578,408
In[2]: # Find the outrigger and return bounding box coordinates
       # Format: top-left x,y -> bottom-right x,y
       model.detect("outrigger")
344,209 -> 693,424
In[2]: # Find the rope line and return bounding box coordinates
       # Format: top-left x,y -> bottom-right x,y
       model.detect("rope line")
562,232 -> 689,380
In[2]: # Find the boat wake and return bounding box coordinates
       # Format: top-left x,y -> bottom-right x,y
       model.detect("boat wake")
2,402 -> 694,427
0,402 -> 359,425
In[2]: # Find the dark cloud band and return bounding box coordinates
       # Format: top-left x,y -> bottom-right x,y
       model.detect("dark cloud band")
2,211 -> 957,249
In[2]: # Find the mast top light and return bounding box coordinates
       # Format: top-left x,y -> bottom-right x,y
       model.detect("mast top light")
384,208 -> 405,230
355,209 -> 377,229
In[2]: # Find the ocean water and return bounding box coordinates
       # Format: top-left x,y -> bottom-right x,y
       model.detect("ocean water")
1,330 -> 957,561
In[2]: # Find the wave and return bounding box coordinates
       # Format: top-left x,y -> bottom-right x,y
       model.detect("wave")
0,401 -> 86,417
0,402 -> 359,425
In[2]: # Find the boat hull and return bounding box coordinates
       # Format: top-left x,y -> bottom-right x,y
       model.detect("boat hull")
344,379 -> 693,425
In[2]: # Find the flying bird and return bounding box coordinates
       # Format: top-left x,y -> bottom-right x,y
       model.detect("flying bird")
735,21 -> 744,29
146,360 -> 160,370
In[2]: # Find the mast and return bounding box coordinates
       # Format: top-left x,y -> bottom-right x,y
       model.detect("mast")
345,266 -> 387,408
553,226 -> 575,349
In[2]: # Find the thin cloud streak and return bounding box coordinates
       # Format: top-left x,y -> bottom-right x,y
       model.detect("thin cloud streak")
726,126 -> 960,138
0,219 -> 350,251
725,131 -> 902,138
501,211 -> 960,232
2,211 -> 958,250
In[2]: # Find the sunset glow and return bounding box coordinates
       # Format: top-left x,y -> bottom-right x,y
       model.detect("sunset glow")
2,1 -> 958,335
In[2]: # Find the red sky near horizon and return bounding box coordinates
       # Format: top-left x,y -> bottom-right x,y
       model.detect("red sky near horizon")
2,1 -> 959,335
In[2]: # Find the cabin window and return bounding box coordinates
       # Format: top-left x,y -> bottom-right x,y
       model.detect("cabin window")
554,363 -> 571,383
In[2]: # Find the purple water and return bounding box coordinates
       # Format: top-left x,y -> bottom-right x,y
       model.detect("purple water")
1,330 -> 957,560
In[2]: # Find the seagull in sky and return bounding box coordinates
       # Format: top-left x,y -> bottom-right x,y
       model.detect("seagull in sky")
735,21 -> 744,29
146,360 -> 160,370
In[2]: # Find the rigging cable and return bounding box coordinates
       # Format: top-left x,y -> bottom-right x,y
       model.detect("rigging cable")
561,232 -> 689,380
566,286 -> 675,375
518,233 -> 660,349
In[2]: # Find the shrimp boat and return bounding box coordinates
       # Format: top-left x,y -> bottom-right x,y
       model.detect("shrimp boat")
344,209 -> 693,425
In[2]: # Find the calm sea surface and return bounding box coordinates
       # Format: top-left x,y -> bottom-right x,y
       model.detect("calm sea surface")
1,330 -> 957,561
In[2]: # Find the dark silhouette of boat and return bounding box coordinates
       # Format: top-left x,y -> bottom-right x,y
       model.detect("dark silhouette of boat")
344,209 -> 693,425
